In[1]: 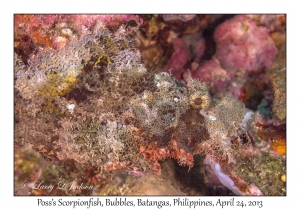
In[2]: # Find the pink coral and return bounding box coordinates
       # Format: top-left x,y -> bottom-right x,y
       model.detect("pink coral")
245,14 -> 286,32
214,15 -> 278,74
181,33 -> 206,63
72,15 -> 142,30
191,59 -> 231,93
14,15 -> 143,51
163,38 -> 189,80
52,36 -> 68,50
166,33 -> 206,80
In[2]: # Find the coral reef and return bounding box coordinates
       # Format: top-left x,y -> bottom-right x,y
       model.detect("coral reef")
204,155 -> 263,196
15,21 -> 253,170
206,140 -> 286,196
158,14 -> 284,102
214,15 -> 278,74
267,48 -> 286,121
191,59 -> 230,96
14,15 -> 142,50
94,173 -> 185,195
14,14 -> 286,196
14,147 -> 44,183
135,15 -> 219,72
163,38 -> 189,80
14,148 -> 105,195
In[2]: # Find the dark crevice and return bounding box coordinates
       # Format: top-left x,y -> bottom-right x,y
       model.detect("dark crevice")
201,14 -> 235,61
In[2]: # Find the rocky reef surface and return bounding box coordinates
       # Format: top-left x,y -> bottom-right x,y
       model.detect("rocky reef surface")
14,14 -> 286,196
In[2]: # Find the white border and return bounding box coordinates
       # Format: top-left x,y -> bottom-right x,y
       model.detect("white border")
2,0 -> 297,209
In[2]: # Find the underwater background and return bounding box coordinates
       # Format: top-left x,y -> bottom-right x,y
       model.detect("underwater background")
14,14 -> 286,196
